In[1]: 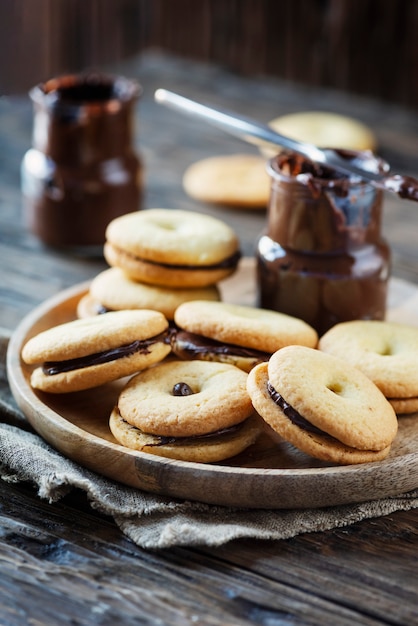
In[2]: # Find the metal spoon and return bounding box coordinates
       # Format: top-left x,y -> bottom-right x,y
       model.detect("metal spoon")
154,88 -> 418,201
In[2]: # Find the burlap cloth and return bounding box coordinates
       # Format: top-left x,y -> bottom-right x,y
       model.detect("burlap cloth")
1,329 -> 417,550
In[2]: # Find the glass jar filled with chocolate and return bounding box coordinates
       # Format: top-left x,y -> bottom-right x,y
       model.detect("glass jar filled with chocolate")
256,151 -> 391,335
21,72 -> 142,254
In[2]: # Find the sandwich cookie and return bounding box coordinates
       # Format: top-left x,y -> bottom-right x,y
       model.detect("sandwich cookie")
110,360 -> 261,462
104,208 -> 241,288
172,300 -> 318,372
21,309 -> 171,393
319,320 -> 418,414
182,154 -> 270,209
247,345 -> 398,465
77,267 -> 220,320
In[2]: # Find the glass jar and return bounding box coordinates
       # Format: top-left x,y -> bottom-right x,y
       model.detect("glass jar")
21,72 -> 142,254
256,151 -> 391,335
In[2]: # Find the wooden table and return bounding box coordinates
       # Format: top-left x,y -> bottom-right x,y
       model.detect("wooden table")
0,52 -> 417,625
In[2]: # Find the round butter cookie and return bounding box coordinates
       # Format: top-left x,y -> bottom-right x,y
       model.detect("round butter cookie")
111,359 -> 260,462
261,111 -> 377,158
247,345 -> 398,465
104,208 -> 240,287
77,267 -> 220,320
21,309 -> 171,393
182,154 -> 270,209
319,320 -> 418,414
172,300 -> 318,372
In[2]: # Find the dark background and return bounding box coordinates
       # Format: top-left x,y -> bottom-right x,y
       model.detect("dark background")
0,0 -> 417,108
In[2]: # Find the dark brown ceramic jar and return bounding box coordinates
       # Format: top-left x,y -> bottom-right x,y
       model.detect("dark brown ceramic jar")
21,72 -> 142,254
256,151 -> 391,335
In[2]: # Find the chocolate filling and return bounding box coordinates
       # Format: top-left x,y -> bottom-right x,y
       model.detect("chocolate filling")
267,380 -> 330,438
42,331 -> 168,375
118,247 -> 241,271
172,330 -> 270,362
172,381 -> 194,396
120,410 -> 244,447
147,423 -> 243,447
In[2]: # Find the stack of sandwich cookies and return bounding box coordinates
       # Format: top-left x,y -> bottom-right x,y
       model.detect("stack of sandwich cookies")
110,360 -> 261,462
319,320 -> 418,415
77,267 -> 220,320
104,208 -> 241,288
172,300 -> 318,372
247,345 -> 398,464
21,310 -> 171,393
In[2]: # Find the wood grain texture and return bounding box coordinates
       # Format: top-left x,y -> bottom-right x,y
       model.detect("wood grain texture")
0,480 -> 416,626
2,1 -> 418,109
1,52 -> 418,625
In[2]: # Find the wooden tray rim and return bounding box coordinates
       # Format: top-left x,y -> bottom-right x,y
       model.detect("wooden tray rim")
6,274 -> 418,509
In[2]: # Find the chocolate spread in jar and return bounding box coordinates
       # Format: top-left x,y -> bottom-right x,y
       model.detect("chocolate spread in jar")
257,151 -> 391,335
21,73 -> 142,254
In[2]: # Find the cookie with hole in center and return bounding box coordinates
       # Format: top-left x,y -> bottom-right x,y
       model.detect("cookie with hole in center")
246,345 -> 398,465
21,309 -> 171,393
104,208 -> 241,288
319,320 -> 418,414
172,300 -> 318,372
77,267 -> 220,320
110,359 -> 261,462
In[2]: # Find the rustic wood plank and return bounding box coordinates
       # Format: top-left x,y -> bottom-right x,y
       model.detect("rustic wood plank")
0,480 -> 415,626
205,510 -> 418,626
1,51 -> 418,625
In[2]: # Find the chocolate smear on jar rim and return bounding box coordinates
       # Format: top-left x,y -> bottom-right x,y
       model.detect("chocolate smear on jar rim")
268,150 -> 389,199
269,149 -> 418,203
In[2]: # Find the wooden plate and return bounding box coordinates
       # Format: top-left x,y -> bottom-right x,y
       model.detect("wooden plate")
7,259 -> 418,509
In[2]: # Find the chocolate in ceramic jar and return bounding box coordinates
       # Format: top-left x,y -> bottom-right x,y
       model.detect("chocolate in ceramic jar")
256,151 -> 391,335
21,73 -> 142,254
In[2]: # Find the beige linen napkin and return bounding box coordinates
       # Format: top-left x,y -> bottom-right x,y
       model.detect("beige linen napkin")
1,328 -> 417,549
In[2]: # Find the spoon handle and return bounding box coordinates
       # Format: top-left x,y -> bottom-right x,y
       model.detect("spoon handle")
154,88 -> 324,163
155,88 -> 418,201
